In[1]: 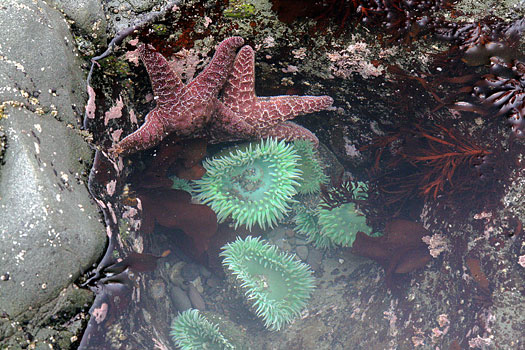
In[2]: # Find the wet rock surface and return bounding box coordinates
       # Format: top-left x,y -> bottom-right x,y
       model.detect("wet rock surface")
0,0 -> 105,347
46,0 -> 107,46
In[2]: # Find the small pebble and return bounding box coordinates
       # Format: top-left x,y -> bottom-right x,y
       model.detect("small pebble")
192,276 -> 204,294
149,279 -> 166,299
188,284 -> 206,310
169,261 -> 186,285
170,286 -> 192,312
295,238 -> 307,245
307,249 -> 323,271
206,275 -> 221,288
181,262 -> 201,281
281,241 -> 292,252
199,265 -> 211,278
296,245 -> 309,261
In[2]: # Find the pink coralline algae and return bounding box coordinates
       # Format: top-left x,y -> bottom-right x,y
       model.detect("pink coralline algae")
327,40 -> 387,80
519,255 -> 525,268
111,37 -> 333,155
421,233 -> 448,258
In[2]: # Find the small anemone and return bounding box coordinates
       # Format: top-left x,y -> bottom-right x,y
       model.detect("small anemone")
293,204 -> 335,250
169,175 -> 194,194
170,309 -> 235,350
193,138 -> 301,230
318,181 -> 372,247
292,139 -> 328,194
220,236 -> 315,331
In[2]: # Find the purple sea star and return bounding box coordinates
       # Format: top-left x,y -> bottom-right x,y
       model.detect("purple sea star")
208,45 -> 333,146
112,37 -> 333,155
112,36 -> 244,155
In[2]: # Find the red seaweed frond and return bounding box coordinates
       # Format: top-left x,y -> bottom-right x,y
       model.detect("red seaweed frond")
366,123 -> 493,202
405,124 -> 492,198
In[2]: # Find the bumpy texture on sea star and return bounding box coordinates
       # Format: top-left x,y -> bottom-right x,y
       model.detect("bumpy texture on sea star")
209,45 -> 333,146
112,37 -> 333,155
113,36 -> 244,155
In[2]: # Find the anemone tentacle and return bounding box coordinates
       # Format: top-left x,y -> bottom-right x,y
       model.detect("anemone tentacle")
193,138 -> 301,230
170,309 -> 235,350
293,204 -> 335,250
318,181 -> 372,247
292,139 -> 328,194
220,236 -> 315,331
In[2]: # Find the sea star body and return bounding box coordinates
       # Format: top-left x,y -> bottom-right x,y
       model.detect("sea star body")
112,37 -> 333,155
113,36 -> 244,155
209,45 -> 333,146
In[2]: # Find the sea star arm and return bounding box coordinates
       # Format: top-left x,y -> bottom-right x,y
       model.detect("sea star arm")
222,44 -> 333,128
212,100 -> 258,137
112,37 -> 244,156
255,95 -> 334,127
138,44 -> 184,109
259,121 -> 320,146
221,45 -> 256,109
188,36 -> 245,100
111,109 -> 167,155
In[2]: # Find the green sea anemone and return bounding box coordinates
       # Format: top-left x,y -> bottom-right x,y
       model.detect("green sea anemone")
170,175 -> 194,194
292,140 -> 328,194
170,309 -> 235,350
193,138 -> 301,230
220,236 -> 315,331
293,204 -> 335,250
318,181 -> 371,247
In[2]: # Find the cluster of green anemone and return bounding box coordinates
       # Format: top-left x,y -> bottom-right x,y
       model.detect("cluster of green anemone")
192,138 -> 326,231
293,203 -> 335,250
192,137 -> 372,244
220,236 -> 315,331
167,140 -> 381,344
293,181 -> 373,248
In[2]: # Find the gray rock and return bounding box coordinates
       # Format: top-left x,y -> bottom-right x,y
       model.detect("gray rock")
187,284 -> 206,311
0,0 -> 105,345
170,286 -> 192,313
295,245 -> 309,261
0,1 -> 87,125
199,265 -> 211,278
46,0 -> 107,45
306,248 -> 323,272
181,262 -> 201,281
104,0 -> 164,34
0,106 -> 105,315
